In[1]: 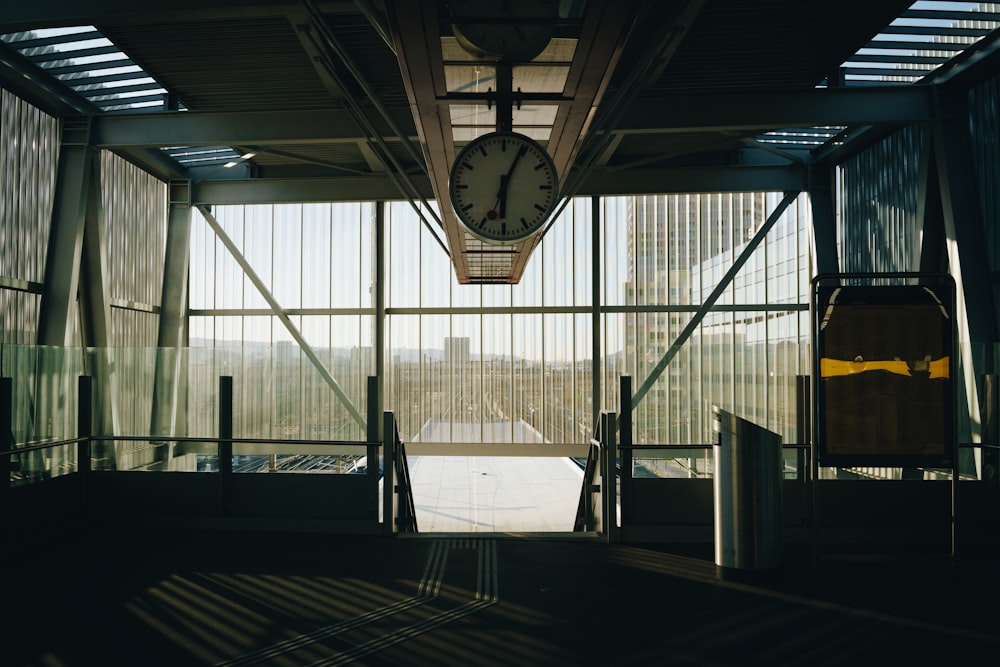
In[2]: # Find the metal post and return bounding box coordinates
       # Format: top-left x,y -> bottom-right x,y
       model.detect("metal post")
78,375 -> 92,508
984,375 -> 999,526
219,376 -> 233,515
795,375 -> 810,484
367,376 -> 380,520
596,412 -> 609,536
2,377 -> 12,499
795,375 -> 812,540
495,62 -> 513,133
591,196 -> 601,437
619,376 -> 633,526
382,411 -> 396,535
604,411 -> 619,543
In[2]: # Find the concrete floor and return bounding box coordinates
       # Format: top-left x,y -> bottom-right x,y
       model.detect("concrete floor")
7,526 -> 1000,667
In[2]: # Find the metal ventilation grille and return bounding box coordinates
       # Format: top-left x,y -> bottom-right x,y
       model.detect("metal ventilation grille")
0,26 -> 172,112
463,234 -> 519,282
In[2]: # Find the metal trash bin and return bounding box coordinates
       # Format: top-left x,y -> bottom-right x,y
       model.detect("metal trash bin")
713,407 -> 783,579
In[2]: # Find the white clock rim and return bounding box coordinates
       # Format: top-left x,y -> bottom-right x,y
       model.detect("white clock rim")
449,131 -> 558,245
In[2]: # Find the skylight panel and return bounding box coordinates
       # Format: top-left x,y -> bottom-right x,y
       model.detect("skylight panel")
838,1 -> 1000,85
0,25 -> 173,112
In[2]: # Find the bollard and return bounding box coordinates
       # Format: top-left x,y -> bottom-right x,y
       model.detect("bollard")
713,407 -> 783,580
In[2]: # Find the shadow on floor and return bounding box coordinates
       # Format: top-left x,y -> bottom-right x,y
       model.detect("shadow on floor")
6,526 -> 999,666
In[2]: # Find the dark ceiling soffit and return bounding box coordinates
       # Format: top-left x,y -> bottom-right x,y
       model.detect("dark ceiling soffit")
187,165 -> 803,205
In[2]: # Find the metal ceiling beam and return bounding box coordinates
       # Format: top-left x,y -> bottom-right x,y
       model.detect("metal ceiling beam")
186,164 -> 804,204
86,87 -> 930,150
576,165 -> 806,196
90,108 -> 416,148
190,175 -> 433,204
112,147 -> 188,182
613,87 -> 933,135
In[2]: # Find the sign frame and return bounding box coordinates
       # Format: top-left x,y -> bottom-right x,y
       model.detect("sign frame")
811,273 -> 956,469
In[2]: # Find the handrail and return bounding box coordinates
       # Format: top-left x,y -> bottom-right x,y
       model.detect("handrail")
396,439 -> 418,534
384,413 -> 417,533
617,442 -> 987,451
5,437 -> 989,460
92,434 -> 379,447
573,438 -> 601,532
6,433 -> 986,466
1,437 -> 88,456
618,442 -> 807,451
2,435 -> 380,458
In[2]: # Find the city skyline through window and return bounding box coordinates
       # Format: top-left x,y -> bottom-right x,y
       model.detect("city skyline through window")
187,192 -> 811,452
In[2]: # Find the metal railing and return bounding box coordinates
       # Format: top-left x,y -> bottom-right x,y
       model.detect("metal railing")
3,375 -> 383,522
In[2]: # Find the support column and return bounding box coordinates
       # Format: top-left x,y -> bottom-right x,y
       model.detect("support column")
382,411 -> 396,535
807,164 -> 839,276
374,201 -> 385,436
37,118 -> 93,346
150,195 -> 193,467
218,375 -> 233,515
916,127 -> 947,275
592,196 -> 601,434
602,411 -> 619,542
36,120 -> 117,468
78,150 -> 119,467
932,91 -> 998,452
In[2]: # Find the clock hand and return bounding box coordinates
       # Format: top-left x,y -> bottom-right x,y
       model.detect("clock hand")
498,146 -> 527,218
487,174 -> 507,220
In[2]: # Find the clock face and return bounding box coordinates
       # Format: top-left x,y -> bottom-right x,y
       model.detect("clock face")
448,131 -> 559,245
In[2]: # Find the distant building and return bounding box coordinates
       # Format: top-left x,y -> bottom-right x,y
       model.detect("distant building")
444,337 -> 471,366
